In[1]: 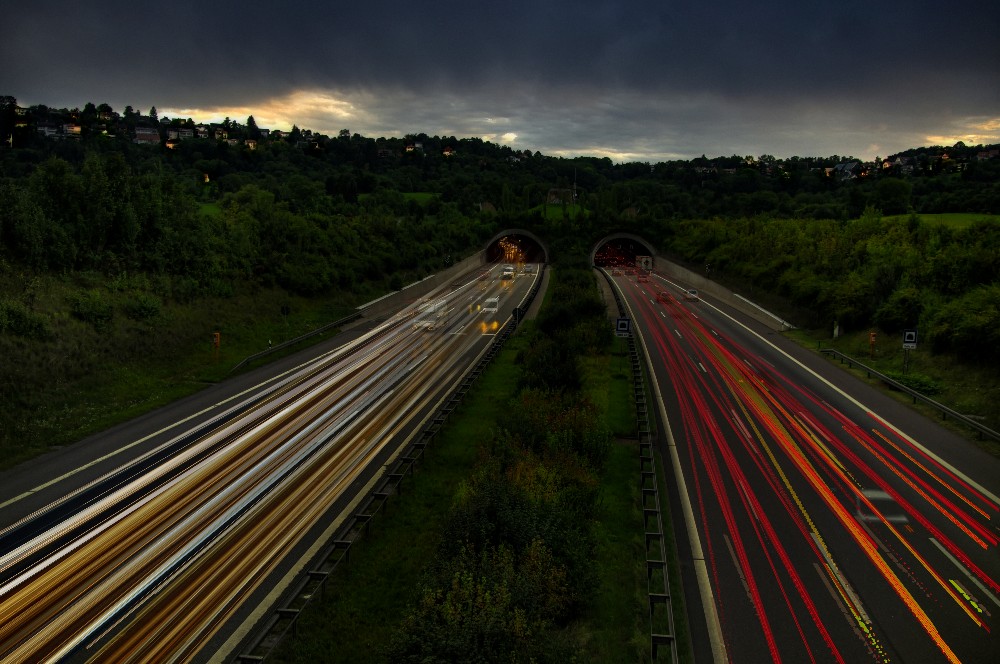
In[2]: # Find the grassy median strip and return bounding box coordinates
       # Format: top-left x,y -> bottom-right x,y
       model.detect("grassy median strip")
272,334 -> 524,663
271,326 -> 653,662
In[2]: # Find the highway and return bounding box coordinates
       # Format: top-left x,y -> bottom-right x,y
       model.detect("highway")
610,270 -> 1000,664
0,263 -> 540,663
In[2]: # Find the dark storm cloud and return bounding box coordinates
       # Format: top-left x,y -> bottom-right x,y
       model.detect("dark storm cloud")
4,1 -> 999,159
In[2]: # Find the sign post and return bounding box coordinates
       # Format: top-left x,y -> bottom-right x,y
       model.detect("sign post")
902,329 -> 917,373
615,318 -> 631,338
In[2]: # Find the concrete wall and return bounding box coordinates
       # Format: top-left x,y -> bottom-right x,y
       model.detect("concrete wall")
654,257 -> 793,332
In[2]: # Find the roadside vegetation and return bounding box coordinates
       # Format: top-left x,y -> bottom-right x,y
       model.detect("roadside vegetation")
2,112 -> 998,466
652,207 -> 1000,438
274,254 -> 656,662
0,99 -> 997,661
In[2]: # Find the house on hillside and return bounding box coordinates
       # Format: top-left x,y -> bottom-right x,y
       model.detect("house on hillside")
36,123 -> 58,138
832,161 -> 859,180
134,126 -> 160,145
167,127 -> 194,141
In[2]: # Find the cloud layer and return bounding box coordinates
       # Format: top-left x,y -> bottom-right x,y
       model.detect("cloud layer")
6,1 -> 999,160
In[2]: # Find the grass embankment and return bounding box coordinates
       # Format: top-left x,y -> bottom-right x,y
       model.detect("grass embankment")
272,328 -> 659,662
787,327 -> 1000,458
0,268 -> 364,470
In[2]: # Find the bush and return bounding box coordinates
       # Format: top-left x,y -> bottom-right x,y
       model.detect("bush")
123,293 -> 161,320
384,541 -> 578,663
68,289 -> 114,328
0,300 -> 49,338
883,370 -> 942,396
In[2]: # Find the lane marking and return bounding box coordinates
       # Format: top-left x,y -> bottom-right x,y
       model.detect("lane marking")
0,326 -> 388,511
678,287 -> 1000,507
613,279 -> 729,664
929,537 -> 1000,609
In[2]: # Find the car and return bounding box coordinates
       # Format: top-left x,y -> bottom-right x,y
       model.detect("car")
684,289 -> 699,301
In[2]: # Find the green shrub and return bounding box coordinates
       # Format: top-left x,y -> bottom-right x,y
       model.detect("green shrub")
172,276 -> 201,303
124,293 -> 161,320
883,370 -> 942,396
68,289 -> 114,328
0,300 -> 49,338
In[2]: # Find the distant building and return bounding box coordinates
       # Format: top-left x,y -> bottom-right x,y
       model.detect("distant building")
134,126 -> 160,145
167,127 -> 194,140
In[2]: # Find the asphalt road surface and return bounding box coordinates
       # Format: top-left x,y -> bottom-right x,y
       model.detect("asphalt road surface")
0,264 -> 541,663
611,269 -> 999,664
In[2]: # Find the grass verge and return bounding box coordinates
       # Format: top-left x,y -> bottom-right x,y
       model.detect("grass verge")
0,271 -> 362,470
271,326 -> 656,661
271,334 -> 526,663
785,327 -> 1000,458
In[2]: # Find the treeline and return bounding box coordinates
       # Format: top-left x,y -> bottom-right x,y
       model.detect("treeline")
2,100 -> 1000,380
0,133 -> 498,461
0,146 -> 495,302
656,208 -> 1000,363
384,259 -> 614,661
4,95 -> 1000,234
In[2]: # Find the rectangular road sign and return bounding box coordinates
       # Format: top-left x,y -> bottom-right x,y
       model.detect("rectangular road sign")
615,318 -> 631,337
903,329 -> 918,350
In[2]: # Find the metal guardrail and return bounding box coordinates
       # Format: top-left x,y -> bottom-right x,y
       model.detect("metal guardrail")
233,269 -> 544,663
819,348 -> 1000,442
599,268 -> 680,664
227,313 -> 362,375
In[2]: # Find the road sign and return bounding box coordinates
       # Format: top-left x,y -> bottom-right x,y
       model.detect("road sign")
903,329 -> 918,350
615,318 -> 631,337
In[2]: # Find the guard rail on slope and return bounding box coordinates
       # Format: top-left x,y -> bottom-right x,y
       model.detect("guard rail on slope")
228,313 -> 363,375
819,348 -> 1000,442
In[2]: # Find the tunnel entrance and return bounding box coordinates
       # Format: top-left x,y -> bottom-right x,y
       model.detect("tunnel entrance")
592,234 -> 656,268
484,231 -> 547,264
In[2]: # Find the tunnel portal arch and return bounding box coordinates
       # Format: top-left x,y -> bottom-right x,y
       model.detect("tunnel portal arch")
591,233 -> 658,268
484,229 -> 549,264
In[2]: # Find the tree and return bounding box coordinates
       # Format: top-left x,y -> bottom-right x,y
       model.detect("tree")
149,106 -> 158,123
246,115 -> 260,140
875,178 -> 912,215
0,95 -> 16,137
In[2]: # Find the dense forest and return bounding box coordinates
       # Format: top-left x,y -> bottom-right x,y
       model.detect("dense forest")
1,95 -> 1000,458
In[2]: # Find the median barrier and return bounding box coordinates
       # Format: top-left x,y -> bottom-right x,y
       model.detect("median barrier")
598,267 -> 681,664
234,264 -> 544,663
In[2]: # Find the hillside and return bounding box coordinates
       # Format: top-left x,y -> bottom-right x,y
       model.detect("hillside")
1,96 -> 999,462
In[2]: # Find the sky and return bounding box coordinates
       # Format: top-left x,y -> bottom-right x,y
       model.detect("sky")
4,1 -> 999,163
